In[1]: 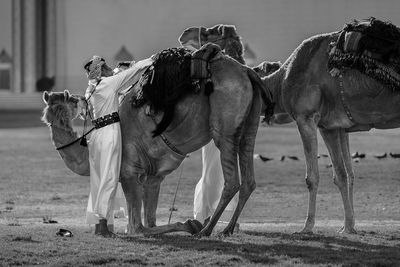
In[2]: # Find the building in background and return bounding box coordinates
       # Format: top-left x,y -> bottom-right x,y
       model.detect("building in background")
114,45 -> 135,66
0,0 -> 400,110
0,49 -> 12,90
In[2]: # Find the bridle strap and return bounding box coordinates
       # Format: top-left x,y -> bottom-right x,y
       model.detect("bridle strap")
55,126 -> 95,150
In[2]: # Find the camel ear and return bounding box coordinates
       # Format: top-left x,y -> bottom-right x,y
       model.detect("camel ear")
178,26 -> 193,45
262,62 -> 269,72
216,24 -> 225,35
64,90 -> 70,101
43,91 -> 49,104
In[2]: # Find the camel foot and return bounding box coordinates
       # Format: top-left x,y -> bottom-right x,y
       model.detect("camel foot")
221,223 -> 240,236
293,228 -> 314,235
195,227 -> 213,238
184,219 -> 203,235
338,226 -> 357,234
220,229 -> 233,237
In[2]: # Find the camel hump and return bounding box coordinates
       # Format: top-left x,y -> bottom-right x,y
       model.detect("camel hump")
191,43 -> 222,82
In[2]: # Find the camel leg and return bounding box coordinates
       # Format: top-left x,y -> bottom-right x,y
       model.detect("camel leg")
221,134 -> 257,236
121,174 -> 145,234
139,219 -> 203,236
143,175 -> 162,228
339,130 -> 356,232
296,115 -> 320,233
320,128 -> 356,234
197,138 -> 241,237
121,174 -> 202,236
221,91 -> 260,236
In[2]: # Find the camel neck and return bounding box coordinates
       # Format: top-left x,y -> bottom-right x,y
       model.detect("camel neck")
49,124 -> 78,148
48,123 -> 90,176
263,68 -> 285,113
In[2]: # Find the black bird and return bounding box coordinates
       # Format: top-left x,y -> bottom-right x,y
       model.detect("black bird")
352,151 -> 366,159
280,156 -> 285,161
373,152 -> 387,159
287,155 -> 299,160
317,153 -> 329,158
389,152 -> 400,158
259,154 -> 273,162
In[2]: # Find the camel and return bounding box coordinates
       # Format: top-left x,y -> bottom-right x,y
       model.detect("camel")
42,90 -> 204,235
255,30 -> 400,234
43,43 -> 274,237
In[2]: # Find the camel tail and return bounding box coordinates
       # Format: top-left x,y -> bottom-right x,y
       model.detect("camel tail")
247,68 -> 275,122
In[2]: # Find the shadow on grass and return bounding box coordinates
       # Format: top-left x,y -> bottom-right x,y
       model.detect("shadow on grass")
244,231 -> 400,266
122,231 -> 400,266
122,234 -> 278,265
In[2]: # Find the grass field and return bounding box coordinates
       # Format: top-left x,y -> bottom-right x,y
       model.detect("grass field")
0,116 -> 400,266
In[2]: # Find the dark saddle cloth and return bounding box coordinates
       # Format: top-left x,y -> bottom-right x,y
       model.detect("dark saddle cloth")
131,45 -> 220,137
328,17 -> 400,91
140,48 -> 195,111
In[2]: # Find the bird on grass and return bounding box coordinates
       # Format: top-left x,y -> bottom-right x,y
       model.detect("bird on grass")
373,152 -> 387,159
352,151 -> 366,159
389,152 -> 400,158
287,155 -> 299,160
259,154 -> 273,162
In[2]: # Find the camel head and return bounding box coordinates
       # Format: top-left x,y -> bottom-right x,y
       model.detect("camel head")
42,90 -> 84,129
179,24 -> 244,63
253,61 -> 282,77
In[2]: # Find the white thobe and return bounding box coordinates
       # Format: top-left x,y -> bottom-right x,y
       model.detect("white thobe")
193,142 -> 239,223
85,58 -> 153,225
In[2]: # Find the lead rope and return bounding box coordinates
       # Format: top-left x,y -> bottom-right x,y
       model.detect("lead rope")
80,79 -> 99,146
168,161 -> 185,224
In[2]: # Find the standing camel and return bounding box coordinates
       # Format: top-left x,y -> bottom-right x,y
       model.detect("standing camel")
256,28 -> 400,234
43,43 -> 274,236
179,24 -> 280,226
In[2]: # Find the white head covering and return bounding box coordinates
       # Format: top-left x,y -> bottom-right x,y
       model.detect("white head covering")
85,55 -> 105,80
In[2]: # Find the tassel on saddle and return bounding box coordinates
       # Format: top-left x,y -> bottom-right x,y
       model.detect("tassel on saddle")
190,43 -> 222,96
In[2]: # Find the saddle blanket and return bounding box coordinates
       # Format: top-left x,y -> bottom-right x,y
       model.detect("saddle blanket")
328,18 -> 400,91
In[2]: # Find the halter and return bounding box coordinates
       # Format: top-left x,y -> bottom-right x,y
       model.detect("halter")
51,91 -> 96,150
54,125 -> 95,150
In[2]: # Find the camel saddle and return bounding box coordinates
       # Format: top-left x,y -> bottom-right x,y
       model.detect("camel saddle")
132,44 -> 222,109
131,44 -> 221,136
328,17 -> 400,91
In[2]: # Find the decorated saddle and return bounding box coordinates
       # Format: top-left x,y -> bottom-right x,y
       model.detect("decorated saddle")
328,17 -> 400,91
131,44 -> 221,136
